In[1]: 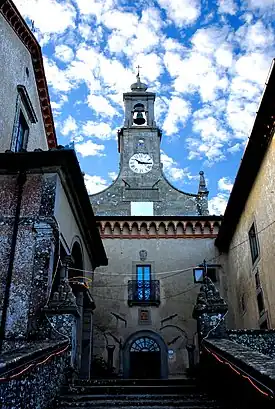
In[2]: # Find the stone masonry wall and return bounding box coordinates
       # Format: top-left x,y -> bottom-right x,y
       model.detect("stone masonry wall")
0,341 -> 69,409
228,329 -> 275,357
221,135 -> 275,329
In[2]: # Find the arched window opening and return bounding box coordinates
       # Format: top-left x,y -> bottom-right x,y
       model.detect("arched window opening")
130,337 -> 160,352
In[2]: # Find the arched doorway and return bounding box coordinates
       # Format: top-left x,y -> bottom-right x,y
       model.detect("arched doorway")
123,330 -> 168,379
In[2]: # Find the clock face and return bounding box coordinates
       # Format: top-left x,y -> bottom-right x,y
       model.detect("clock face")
129,153 -> 154,174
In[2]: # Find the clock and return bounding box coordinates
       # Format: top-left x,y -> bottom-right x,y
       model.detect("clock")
129,153 -> 153,174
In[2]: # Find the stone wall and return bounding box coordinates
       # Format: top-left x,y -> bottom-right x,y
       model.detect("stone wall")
0,170 -> 93,348
228,329 -> 275,357
0,341 -> 69,409
220,134 -> 275,329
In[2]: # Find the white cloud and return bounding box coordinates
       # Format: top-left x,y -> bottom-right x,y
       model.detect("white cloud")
208,176 -> 233,214
187,115 -> 228,163
228,143 -> 241,153
108,171 -> 118,181
74,0 -> 115,20
208,193 -> 228,215
84,174 -> 108,194
164,49 -> 228,102
131,54 -> 163,83
61,115 -> 77,136
157,0 -> 201,26
87,94 -> 117,117
54,44 -> 74,63
14,0 -> 76,38
236,22 -> 274,53
75,140 -> 105,157
82,121 -> 113,140
161,151 -> 197,183
218,177 -> 233,192
162,97 -> 191,136
43,57 -> 74,93
217,0 -> 238,15
245,0 -> 275,9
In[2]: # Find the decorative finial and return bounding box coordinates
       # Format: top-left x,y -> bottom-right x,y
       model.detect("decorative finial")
136,65 -> 142,76
198,171 -> 207,193
130,66 -> 148,92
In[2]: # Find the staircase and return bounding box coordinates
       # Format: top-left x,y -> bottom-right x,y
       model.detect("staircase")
55,378 -> 234,408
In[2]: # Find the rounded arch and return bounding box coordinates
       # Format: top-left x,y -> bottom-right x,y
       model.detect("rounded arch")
104,222 -> 112,235
203,222 -> 211,235
123,330 -> 168,379
113,222 -> 121,235
195,222 -> 203,235
70,237 -> 84,294
122,222 -> 130,235
149,222 -> 157,235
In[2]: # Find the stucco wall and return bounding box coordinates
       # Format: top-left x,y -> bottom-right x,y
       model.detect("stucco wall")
92,235 -> 219,377
0,14 -> 48,152
54,175 -> 93,272
222,134 -> 275,329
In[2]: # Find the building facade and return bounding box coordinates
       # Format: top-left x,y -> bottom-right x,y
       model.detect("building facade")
216,60 -> 275,331
90,75 -> 222,378
0,0 -> 107,381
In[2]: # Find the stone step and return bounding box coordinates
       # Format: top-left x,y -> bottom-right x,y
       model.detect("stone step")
58,395 -> 214,404
75,378 -> 195,386
60,384 -> 198,395
57,403 -> 224,409
59,394 -> 210,401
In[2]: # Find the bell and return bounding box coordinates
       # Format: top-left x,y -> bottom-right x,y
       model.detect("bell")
134,112 -> 146,125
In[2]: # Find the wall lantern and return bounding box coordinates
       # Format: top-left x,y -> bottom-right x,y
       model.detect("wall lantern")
193,267 -> 205,283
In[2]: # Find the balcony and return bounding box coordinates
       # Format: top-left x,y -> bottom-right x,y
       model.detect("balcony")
128,280 -> 160,306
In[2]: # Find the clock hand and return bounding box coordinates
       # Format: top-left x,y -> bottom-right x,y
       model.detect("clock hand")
135,159 -> 152,165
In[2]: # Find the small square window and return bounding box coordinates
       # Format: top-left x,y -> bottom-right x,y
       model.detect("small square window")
248,223 -> 259,264
131,202 -> 153,216
15,111 -> 29,152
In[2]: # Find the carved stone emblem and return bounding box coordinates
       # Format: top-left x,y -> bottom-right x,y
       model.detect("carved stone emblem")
139,250 -> 147,261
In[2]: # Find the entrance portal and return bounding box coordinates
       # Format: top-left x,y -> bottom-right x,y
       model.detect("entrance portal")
129,337 -> 161,379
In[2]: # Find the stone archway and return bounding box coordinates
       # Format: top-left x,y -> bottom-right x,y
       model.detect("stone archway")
123,330 -> 168,379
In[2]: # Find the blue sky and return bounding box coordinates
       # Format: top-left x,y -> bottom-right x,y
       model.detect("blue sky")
15,0 -> 275,214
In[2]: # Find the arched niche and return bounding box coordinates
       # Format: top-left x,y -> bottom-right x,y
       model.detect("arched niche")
113,223 -> 121,235
176,222 -> 184,235
140,223 -> 147,235
122,222 -> 130,235
213,222 -> 220,234
195,222 -> 203,235
158,222 -> 166,235
104,222 -> 112,235
185,223 -> 194,235
131,223 -> 139,235
149,223 -> 157,235
203,223 -> 211,235
167,223 -> 175,235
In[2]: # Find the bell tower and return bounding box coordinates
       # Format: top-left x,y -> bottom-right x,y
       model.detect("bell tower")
123,72 -> 156,128
118,72 -> 162,188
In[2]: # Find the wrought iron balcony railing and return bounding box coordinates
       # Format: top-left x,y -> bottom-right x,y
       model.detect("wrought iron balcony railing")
128,280 -> 160,306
